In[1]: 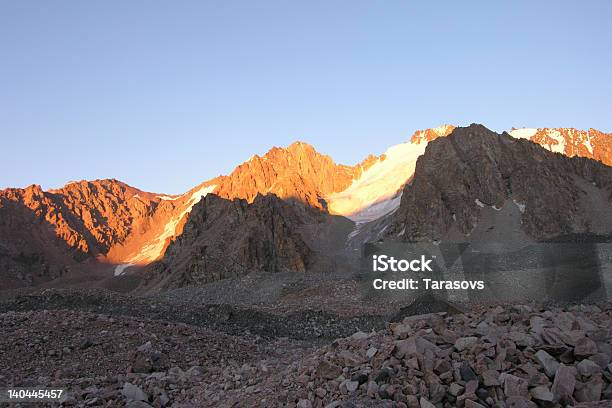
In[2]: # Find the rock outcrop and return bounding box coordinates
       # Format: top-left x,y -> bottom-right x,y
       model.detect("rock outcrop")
388,124 -> 612,242
146,194 -> 313,289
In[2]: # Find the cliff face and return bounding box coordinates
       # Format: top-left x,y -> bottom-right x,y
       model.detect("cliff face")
0,180 -> 165,287
388,124 -> 612,242
147,194 -> 313,288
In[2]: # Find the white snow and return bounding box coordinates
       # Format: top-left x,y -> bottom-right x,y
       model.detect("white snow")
346,193 -> 403,224
513,199 -> 526,213
327,140 -> 427,222
157,195 -> 179,201
545,129 -> 566,153
475,199 -> 485,208
114,263 -> 134,276
509,128 -> 537,140
584,130 -> 594,154
127,184 -> 217,263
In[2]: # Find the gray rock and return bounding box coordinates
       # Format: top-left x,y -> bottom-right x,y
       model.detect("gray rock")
351,331 -> 369,340
419,397 -> 436,408
126,402 -> 153,408
577,358 -> 602,377
449,383 -> 464,396
590,352 -> 611,369
534,349 -> 560,378
503,374 -> 528,397
316,361 -> 342,380
505,396 -> 538,408
530,385 -> 553,402
482,369 -> 500,386
454,336 -> 478,352
297,400 -> 312,408
186,366 -> 206,377
366,381 -> 379,398
345,380 -> 359,393
122,382 -> 148,402
574,375 -> 604,402
574,337 -> 598,357
551,364 -> 576,403
459,362 -> 477,382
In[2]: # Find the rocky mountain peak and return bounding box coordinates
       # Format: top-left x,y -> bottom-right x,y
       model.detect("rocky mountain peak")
388,124 -> 612,242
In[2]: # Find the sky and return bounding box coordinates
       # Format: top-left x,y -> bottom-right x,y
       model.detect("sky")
1,1 -> 611,194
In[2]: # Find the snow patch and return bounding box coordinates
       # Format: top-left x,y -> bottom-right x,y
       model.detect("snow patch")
127,184 -> 217,263
345,193 -> 403,223
584,130 -> 594,154
157,195 -> 179,201
114,263 -> 134,276
509,128 -> 537,139
513,199 -> 526,213
545,129 -> 566,154
475,199 -> 485,208
327,140 -> 427,221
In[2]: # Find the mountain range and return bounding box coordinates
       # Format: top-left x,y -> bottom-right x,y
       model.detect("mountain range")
1,124 -> 610,290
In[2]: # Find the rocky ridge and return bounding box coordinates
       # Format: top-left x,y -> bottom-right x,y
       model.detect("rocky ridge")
144,194 -> 314,290
388,124 -> 612,241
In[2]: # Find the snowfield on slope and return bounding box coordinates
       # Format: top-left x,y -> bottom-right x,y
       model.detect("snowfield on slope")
126,184 -> 217,264
326,140 -> 427,223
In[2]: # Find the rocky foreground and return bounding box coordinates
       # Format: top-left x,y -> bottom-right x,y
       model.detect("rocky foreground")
0,302 -> 611,407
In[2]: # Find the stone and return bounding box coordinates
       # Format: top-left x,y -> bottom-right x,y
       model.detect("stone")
574,375 -> 604,402
366,381 -> 379,398
465,400 -> 486,408
551,364 -> 576,403
126,402 -> 153,408
503,374 -> 528,397
534,349 -> 560,378
574,337 -> 598,357
429,382 -> 447,403
454,336 -> 478,352
316,361 -> 342,380
465,380 -> 478,395
186,366 -> 206,377
590,353 -> 611,369
391,323 -> 412,339
350,371 -> 368,385
405,395 -> 419,408
297,400 -> 312,408
121,383 -> 148,402
482,369 -> 500,386
374,367 -> 393,383
449,383 -> 464,396
505,396 -> 538,408
459,362 -> 478,382
345,380 -> 359,393
366,347 -> 378,359
530,385 -> 553,402
577,358 -> 603,377
419,397 -> 436,408
351,331 -> 369,340
395,338 -> 418,358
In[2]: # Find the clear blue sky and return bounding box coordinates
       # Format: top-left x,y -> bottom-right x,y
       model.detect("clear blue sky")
1,1 -> 610,194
